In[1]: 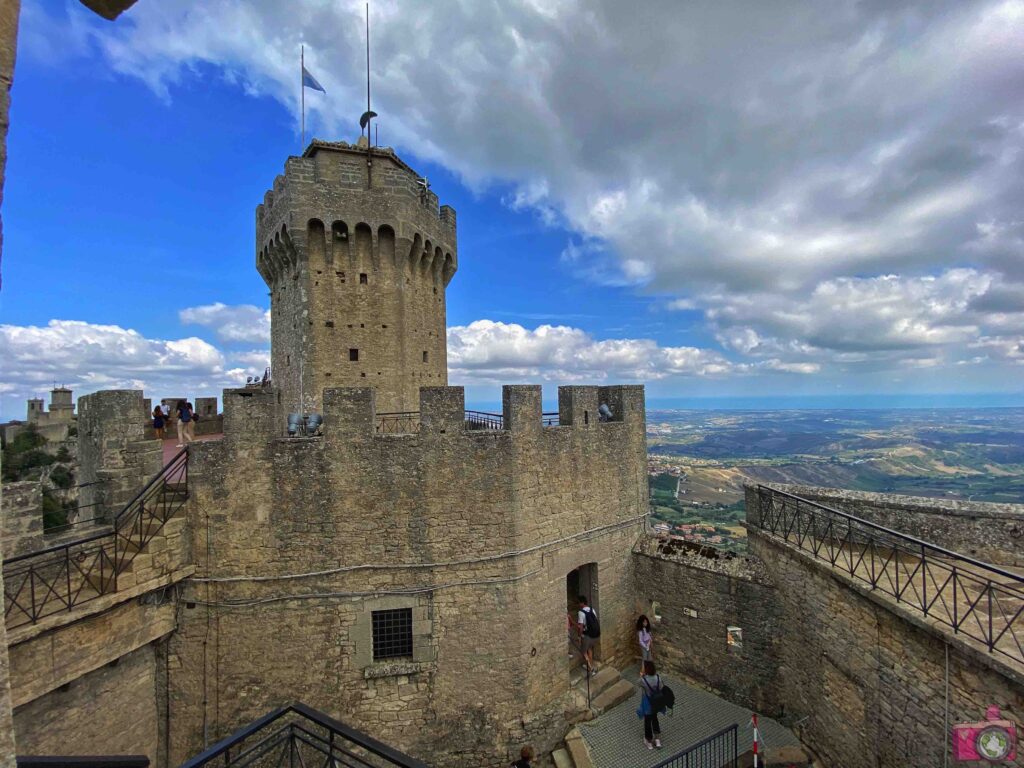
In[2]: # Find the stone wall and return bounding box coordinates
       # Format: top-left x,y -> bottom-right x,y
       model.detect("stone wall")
1,481 -> 42,559
78,390 -> 162,522
167,383 -> 646,767
257,142 -> 457,416
13,643 -> 160,761
755,484 -> 1024,566
633,536 -> 782,715
748,528 -> 1024,768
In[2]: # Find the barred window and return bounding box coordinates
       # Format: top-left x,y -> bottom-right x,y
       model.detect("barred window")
372,608 -> 413,660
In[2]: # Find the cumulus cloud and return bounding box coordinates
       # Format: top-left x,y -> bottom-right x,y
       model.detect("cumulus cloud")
25,1 -> 1024,389
446,320 -> 810,384
0,320 -> 252,407
179,303 -> 271,344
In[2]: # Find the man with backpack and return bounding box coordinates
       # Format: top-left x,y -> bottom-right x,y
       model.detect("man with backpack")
577,595 -> 601,676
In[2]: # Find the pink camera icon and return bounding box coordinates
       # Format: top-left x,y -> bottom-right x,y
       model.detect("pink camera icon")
953,706 -> 1017,763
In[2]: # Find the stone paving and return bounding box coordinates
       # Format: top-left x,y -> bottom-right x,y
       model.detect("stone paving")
578,665 -> 798,768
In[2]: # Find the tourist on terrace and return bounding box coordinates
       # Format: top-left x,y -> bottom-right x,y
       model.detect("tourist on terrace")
577,595 -> 600,676
186,401 -> 197,441
637,660 -> 664,750
637,614 -> 654,661
175,399 -> 193,446
152,405 -> 166,440
598,402 -> 613,422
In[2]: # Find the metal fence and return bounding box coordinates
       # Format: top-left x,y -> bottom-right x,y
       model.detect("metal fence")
651,724 -> 738,768
754,485 -> 1024,664
3,448 -> 189,630
542,411 -> 560,427
375,412 -> 421,435
178,703 -> 429,768
464,410 -> 504,430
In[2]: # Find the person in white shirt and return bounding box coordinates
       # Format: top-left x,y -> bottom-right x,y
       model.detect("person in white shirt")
577,595 -> 600,676
637,614 -> 654,661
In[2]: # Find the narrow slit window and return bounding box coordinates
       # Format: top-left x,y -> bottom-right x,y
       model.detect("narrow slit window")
349,348 -> 359,362
360,273 -> 368,284
422,351 -> 429,363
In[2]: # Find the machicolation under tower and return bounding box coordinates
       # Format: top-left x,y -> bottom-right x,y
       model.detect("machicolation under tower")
257,140 -> 457,415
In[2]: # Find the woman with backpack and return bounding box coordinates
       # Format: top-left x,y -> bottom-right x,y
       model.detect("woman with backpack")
637,660 -> 664,750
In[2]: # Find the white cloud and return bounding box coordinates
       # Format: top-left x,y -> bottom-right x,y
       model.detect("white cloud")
179,303 -> 271,344
446,319 -> 815,384
0,319 -> 253,408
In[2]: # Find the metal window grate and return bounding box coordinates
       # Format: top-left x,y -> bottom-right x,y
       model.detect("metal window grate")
372,608 -> 413,660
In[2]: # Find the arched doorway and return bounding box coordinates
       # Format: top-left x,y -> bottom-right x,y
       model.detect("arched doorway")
566,562 -> 600,676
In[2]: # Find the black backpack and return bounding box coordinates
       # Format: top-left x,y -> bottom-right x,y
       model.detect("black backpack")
583,607 -> 601,638
645,676 -> 675,713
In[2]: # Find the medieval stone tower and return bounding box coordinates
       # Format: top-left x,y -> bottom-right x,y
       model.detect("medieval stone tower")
256,140 -> 457,415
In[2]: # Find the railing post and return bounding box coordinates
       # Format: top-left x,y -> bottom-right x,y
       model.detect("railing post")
66,545 -> 72,612
989,583 -> 994,652
922,544 -> 928,616
953,567 -> 958,633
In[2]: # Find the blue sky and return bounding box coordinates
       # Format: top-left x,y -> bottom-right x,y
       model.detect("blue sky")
2,1 -> 1024,417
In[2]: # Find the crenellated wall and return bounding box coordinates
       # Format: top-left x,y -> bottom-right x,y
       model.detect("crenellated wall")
166,382 -> 646,767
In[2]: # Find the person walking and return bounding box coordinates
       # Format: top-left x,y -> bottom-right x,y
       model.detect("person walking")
637,660 -> 664,750
152,405 -> 166,440
510,745 -> 535,768
577,595 -> 600,676
637,614 -> 654,661
175,399 -> 193,446
185,401 -> 197,441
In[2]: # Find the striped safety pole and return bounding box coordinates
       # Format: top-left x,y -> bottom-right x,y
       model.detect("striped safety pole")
752,714 -> 759,768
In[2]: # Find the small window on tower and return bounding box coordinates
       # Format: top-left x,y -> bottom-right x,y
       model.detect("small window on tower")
349,349 -> 359,362
422,351 -> 429,363
360,273 -> 368,284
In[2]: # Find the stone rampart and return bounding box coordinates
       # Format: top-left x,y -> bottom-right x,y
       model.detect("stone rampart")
633,536 -> 782,715
753,483 -> 1024,566
167,383 -> 646,767
78,390 -> 163,522
1,481 -> 42,559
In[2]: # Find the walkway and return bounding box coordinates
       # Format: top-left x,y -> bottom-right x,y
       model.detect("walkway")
577,665 -> 798,768
160,435 -> 221,464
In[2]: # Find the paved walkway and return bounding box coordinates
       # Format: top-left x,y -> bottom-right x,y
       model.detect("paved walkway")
160,435 -> 221,464
578,665 -> 798,768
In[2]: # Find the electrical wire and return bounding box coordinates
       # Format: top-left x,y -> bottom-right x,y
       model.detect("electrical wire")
189,569 -> 543,609
188,513 -> 647,584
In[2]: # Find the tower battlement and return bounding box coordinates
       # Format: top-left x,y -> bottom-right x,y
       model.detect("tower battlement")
256,140 -> 458,415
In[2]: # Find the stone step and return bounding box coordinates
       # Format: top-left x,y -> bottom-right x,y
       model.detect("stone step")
123,553 -> 153,573
565,728 -> 593,768
591,678 -> 635,714
588,666 -> 620,698
552,748 -> 574,768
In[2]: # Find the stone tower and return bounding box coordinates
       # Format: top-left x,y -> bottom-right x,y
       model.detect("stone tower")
256,140 -> 457,416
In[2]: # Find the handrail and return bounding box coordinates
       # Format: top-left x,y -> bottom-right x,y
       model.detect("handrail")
5,449 -> 189,565
650,724 -> 738,768
759,486 -> 1024,585
4,449 -> 189,628
17,758 -> 149,768
754,485 -> 1024,663
178,702 -> 429,768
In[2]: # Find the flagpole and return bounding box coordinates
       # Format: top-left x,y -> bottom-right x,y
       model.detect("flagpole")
300,45 -> 305,152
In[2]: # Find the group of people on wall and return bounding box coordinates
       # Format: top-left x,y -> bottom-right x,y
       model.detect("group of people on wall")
151,400 -> 199,446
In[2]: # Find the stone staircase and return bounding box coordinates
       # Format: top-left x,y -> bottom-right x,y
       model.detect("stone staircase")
554,666 -> 635,768
81,515 -> 188,594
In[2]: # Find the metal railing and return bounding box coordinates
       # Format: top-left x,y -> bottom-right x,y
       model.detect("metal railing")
179,702 -> 429,768
464,410 -> 503,430
542,411 -> 560,427
375,412 -> 421,435
754,485 -> 1024,664
17,758 -> 148,768
651,724 -> 738,768
3,448 -> 189,630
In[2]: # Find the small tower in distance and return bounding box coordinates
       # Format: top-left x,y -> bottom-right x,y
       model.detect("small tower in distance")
257,140 -> 457,415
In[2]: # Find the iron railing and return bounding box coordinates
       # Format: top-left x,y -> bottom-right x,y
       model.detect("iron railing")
3,448 -> 189,630
17,758 -> 148,768
542,411 -> 560,427
464,410 -> 503,430
375,412 -> 421,435
651,724 -> 738,768
179,702 -> 429,768
754,485 -> 1024,664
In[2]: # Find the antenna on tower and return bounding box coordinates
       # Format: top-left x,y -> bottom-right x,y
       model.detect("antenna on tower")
358,2 -> 378,186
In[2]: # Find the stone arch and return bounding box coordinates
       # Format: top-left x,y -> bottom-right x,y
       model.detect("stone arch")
354,222 -> 373,273
378,225 -> 396,268
407,233 -> 423,277
331,221 -> 349,266
306,219 -> 326,270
